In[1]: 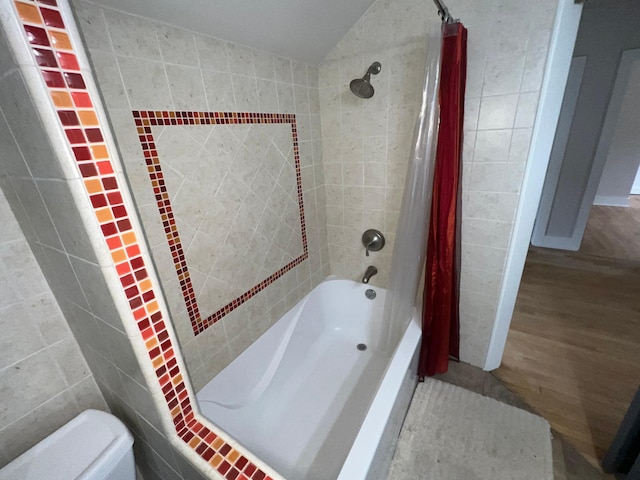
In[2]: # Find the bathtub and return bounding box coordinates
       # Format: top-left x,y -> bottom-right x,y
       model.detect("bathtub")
197,278 -> 421,480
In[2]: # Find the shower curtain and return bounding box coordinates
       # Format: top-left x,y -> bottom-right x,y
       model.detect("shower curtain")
418,21 -> 467,377
373,34 -> 441,354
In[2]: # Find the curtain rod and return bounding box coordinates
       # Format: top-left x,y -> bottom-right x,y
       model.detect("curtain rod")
432,0 -> 455,24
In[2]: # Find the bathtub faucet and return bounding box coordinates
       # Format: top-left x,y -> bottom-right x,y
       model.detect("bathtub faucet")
362,266 -> 378,284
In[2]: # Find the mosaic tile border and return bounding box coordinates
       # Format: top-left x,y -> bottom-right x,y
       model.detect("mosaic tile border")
132,110 -> 308,335
13,1 -> 275,478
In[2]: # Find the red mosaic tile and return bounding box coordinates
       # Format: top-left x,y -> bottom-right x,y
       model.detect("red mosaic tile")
78,163 -> 97,178
218,461 -> 231,475
100,222 -> 118,237
42,69 -> 65,88
106,236 -> 122,250
115,262 -> 131,276
106,191 -> 123,205
58,109 -> 79,126
24,24 -> 49,46
40,7 -> 63,28
56,51 -> 79,70
112,205 -> 127,218
72,146 -> 92,161
65,128 -> 85,144
63,71 -> 86,89
96,161 -> 113,175
33,47 -> 57,67
84,127 -> 103,142
226,469 -> 240,480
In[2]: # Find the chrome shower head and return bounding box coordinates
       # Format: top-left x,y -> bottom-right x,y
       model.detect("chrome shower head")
350,61 -> 382,99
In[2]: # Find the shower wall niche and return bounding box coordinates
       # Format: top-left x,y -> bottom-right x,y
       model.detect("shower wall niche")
72,0 -> 329,389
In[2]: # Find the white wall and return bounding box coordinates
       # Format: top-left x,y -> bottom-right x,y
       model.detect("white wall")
535,0 -> 640,239
595,53 -> 640,205
633,164 -> 640,195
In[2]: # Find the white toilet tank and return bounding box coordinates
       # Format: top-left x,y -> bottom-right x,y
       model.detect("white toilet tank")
0,409 -> 135,480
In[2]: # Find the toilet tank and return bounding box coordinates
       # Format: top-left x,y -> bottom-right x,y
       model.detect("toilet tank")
0,409 -> 135,480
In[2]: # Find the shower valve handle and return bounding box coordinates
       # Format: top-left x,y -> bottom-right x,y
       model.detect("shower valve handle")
362,229 -> 385,257
365,241 -> 373,257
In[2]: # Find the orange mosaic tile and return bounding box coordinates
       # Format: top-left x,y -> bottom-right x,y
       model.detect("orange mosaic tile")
78,110 -> 98,126
83,178 -> 103,194
16,2 -> 42,24
50,90 -> 72,107
48,30 -> 72,50
12,1 -> 277,479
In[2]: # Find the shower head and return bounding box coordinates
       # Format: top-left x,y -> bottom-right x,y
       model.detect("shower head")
350,61 -> 382,99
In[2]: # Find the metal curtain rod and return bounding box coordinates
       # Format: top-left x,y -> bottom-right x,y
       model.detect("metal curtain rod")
432,0 -> 454,24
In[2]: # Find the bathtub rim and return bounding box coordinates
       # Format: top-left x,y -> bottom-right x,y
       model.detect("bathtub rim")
337,313 -> 422,480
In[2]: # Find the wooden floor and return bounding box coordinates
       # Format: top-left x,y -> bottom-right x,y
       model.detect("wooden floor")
580,195 -> 640,261
496,198 -> 640,472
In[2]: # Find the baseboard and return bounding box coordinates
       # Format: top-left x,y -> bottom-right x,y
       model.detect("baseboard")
593,195 -> 630,207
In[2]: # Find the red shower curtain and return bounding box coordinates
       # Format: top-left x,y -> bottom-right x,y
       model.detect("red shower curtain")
418,22 -> 467,378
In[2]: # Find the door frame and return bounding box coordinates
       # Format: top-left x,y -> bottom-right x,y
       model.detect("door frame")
484,0 -> 584,371
530,55 -> 587,249
592,48 -> 640,207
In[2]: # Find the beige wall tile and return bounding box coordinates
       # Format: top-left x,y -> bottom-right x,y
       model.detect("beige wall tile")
320,0 -> 557,366
78,3 -> 329,395
0,191 -> 105,468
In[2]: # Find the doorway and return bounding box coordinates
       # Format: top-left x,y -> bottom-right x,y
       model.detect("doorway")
494,0 -> 640,471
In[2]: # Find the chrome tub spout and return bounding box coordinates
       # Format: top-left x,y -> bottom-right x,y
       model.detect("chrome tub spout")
362,266 -> 378,284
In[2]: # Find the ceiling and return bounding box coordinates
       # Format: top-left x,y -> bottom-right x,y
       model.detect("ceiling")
87,0 -> 377,65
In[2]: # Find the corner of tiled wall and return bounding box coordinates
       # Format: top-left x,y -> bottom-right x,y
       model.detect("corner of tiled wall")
455,0 -> 557,367
0,183 -> 107,467
318,0 -> 434,288
318,0 -> 559,367
0,12 -> 107,468
70,0 -> 329,396
1,1 -> 283,479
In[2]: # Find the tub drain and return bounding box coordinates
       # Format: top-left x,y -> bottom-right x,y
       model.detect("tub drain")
357,343 -> 367,351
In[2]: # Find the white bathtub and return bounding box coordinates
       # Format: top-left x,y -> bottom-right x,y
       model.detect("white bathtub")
197,278 -> 421,480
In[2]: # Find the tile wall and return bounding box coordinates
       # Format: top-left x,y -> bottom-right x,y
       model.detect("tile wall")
0,189 -> 106,468
0,0 -> 562,476
71,0 -> 328,390
319,0 -> 558,366
1,1 -> 279,478
318,1 -> 434,288
0,15 -> 106,468
137,115 -> 307,331
0,8 -> 183,479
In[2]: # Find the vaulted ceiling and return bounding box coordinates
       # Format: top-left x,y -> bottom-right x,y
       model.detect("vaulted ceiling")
85,0 -> 377,64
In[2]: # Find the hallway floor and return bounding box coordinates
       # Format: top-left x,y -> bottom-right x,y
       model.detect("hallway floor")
579,195 -> 640,261
495,247 -> 640,474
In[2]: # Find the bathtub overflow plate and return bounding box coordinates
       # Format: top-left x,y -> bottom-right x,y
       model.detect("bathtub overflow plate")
357,343 -> 367,351
365,289 -> 376,300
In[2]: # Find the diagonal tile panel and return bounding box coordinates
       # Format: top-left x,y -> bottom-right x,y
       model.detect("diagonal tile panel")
133,111 -> 308,335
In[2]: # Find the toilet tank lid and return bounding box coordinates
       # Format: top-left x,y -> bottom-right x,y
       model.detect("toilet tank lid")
0,409 -> 134,480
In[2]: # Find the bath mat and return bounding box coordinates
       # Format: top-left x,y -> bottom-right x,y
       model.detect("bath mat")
387,379 -> 553,480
